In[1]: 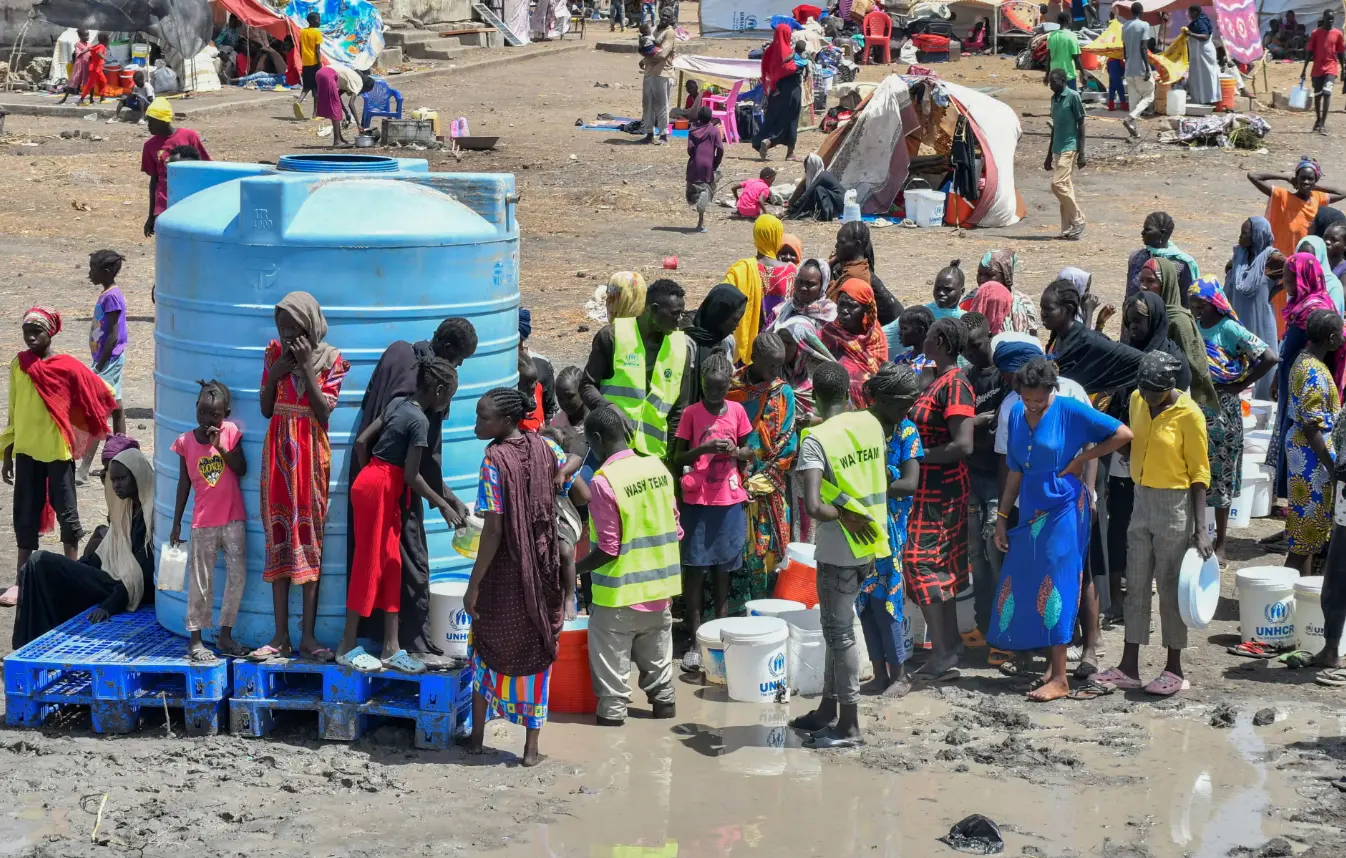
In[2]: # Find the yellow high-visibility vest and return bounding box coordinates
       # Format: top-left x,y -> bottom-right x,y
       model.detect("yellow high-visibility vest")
590,453 -> 682,607
600,317 -> 687,457
801,410 -> 891,560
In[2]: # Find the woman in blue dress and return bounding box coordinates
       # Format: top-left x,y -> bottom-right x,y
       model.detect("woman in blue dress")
991,357 -> 1132,702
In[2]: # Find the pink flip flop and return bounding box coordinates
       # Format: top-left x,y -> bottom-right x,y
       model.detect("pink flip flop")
1143,671 -> 1190,697
0,585 -> 17,608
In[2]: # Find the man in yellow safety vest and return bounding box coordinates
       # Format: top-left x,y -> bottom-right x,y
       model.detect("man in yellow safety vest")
575,406 -> 682,726
579,279 -> 692,460
790,361 -> 892,749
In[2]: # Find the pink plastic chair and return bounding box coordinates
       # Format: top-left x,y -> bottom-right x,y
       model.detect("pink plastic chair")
702,79 -> 744,144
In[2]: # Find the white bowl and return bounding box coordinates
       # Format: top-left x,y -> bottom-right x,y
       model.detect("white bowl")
1178,548 -> 1221,629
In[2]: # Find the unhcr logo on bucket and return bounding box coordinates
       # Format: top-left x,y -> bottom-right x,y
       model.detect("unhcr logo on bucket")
758,651 -> 788,695
447,609 -> 472,644
1256,599 -> 1294,639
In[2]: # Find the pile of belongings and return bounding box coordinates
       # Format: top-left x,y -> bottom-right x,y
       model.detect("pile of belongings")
1158,112 -> 1271,149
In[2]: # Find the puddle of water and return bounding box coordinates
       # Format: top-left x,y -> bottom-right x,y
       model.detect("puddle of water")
0,798 -> 71,856
489,685 -> 1318,858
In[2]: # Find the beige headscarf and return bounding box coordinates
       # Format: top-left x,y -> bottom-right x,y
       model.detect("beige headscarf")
274,291 -> 340,393
97,447 -> 154,613
605,272 -> 647,321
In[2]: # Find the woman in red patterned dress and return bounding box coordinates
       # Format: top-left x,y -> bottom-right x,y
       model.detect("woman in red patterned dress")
248,291 -> 349,663
902,317 -> 975,682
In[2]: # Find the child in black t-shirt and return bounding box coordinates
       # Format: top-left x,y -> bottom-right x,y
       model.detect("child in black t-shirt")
339,356 -> 462,674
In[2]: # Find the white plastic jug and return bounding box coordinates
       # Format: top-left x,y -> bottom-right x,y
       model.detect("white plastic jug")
158,543 -> 188,591
1289,84 -> 1310,110
1165,87 -> 1187,116
841,189 -> 861,223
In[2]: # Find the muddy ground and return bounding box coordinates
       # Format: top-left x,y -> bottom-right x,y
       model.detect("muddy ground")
2,24 -> 1346,857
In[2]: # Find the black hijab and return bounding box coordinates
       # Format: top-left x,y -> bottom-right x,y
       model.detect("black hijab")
1127,291 -> 1193,391
1050,321 -> 1145,396
687,283 -> 748,349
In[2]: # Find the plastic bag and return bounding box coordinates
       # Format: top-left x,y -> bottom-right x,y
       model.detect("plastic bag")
158,543 -> 188,591
1289,84 -> 1310,110
938,814 -> 1004,854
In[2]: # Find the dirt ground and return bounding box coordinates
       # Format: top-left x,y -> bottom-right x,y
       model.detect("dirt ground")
3,25 -> 1346,857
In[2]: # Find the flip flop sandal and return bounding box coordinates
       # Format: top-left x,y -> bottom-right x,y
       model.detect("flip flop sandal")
1093,667 -> 1143,690
217,641 -> 252,658
997,660 -> 1021,677
1066,645 -> 1083,663
1067,682 -> 1114,701
382,649 -> 427,675
987,648 -> 1013,667
299,647 -> 335,663
1019,677 -> 1047,692
1228,641 -> 1277,659
1142,671 -> 1190,697
188,645 -> 219,663
927,667 -> 961,682
1074,661 -> 1099,681
1315,668 -> 1346,686
1279,650 -> 1314,669
336,646 -> 382,673
247,644 -> 292,663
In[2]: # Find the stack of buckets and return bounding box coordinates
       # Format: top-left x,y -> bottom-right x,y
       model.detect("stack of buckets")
1205,398 -> 1275,535
1235,566 -> 1345,656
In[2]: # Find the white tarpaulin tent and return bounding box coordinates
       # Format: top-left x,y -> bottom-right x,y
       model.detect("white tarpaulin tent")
1255,0 -> 1344,30
823,73 -> 1021,226
670,54 -> 762,82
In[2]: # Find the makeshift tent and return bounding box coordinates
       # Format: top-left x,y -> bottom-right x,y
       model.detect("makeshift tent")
819,73 -> 1021,226
35,0 -> 212,60
1084,17 -> 1191,81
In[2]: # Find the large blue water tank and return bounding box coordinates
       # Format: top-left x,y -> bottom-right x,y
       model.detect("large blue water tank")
153,154 -> 519,648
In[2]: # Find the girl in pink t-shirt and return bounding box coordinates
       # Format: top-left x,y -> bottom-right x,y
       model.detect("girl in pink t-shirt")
169,381 -> 249,662
672,352 -> 753,648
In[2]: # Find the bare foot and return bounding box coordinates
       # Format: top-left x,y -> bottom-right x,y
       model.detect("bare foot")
0,585 -> 17,608
1026,678 -> 1070,702
1311,648 -> 1342,669
859,678 -> 889,696
881,676 -> 912,699
456,734 -> 485,755
520,751 -> 547,767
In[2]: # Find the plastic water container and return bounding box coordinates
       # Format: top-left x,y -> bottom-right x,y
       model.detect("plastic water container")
1243,429 -> 1272,464
1289,84 -> 1310,110
745,598 -> 806,618
697,617 -> 734,684
1236,566 -> 1298,646
153,154 -> 519,648
157,543 -> 188,592
773,542 -> 818,607
452,513 -> 484,558
1294,577 -> 1344,656
902,596 -> 928,660
550,616 -> 598,714
1248,400 -> 1275,430
907,188 -> 947,228
1165,87 -> 1187,116
780,609 -> 824,695
428,581 -> 471,658
1243,461 -> 1272,518
1219,75 -> 1239,110
722,616 -> 790,703
841,189 -> 861,223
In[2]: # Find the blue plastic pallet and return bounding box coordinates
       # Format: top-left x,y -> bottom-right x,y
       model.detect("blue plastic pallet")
4,608 -> 231,736
229,659 -> 471,750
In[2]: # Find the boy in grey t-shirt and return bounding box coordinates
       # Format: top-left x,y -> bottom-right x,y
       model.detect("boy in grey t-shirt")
1121,2 -> 1158,134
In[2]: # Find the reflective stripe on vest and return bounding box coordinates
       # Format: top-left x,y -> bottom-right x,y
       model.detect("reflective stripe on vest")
599,317 -> 688,457
589,454 -> 683,607
800,410 -> 892,560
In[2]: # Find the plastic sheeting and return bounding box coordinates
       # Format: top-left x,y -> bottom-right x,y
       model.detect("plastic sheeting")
670,54 -> 761,82
285,0 -> 384,70
34,0 -> 213,60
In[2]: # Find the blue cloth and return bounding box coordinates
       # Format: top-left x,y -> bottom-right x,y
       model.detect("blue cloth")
856,420 -> 923,618
989,396 -> 1121,650
1106,58 -> 1126,104
679,501 -> 747,567
992,337 -> 1043,373
859,587 -> 905,668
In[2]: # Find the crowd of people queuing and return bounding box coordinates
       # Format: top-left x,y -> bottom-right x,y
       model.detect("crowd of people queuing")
10,146 -> 1346,758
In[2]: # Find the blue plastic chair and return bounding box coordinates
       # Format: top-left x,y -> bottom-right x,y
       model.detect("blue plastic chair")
360,78 -> 403,129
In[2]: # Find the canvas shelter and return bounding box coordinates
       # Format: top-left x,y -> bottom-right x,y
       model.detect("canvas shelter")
817,72 -> 1021,227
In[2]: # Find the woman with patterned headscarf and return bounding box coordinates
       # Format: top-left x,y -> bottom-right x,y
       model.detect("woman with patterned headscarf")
1188,277 -> 1279,558
820,278 -> 889,407
604,271 -> 647,321
961,250 -> 1039,334
0,306 -> 118,609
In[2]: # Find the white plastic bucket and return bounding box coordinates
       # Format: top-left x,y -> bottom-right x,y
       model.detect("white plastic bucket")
907,188 -> 946,228
780,609 -> 824,695
1244,462 -> 1272,518
902,596 -> 928,660
1243,429 -> 1272,464
746,599 -> 806,619
1236,566 -> 1298,646
1165,87 -> 1187,116
1248,400 -> 1275,429
697,617 -> 734,684
429,581 -> 472,658
1294,576 -> 1344,656
722,617 -> 790,703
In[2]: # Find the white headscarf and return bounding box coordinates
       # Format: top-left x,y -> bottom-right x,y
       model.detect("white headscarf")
804,153 -> 825,189
97,447 -> 154,612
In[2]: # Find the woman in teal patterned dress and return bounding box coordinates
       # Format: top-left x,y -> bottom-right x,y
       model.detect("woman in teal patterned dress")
1285,309 -> 1345,574
991,357 -> 1131,702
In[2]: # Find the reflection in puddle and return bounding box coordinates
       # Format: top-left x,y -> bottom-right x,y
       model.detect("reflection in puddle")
498,684 -> 1320,858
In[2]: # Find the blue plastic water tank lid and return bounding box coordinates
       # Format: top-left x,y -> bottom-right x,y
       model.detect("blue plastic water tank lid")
277,154 -> 401,174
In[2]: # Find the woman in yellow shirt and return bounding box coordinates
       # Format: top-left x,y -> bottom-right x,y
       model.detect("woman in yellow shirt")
1094,351 -> 1213,698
